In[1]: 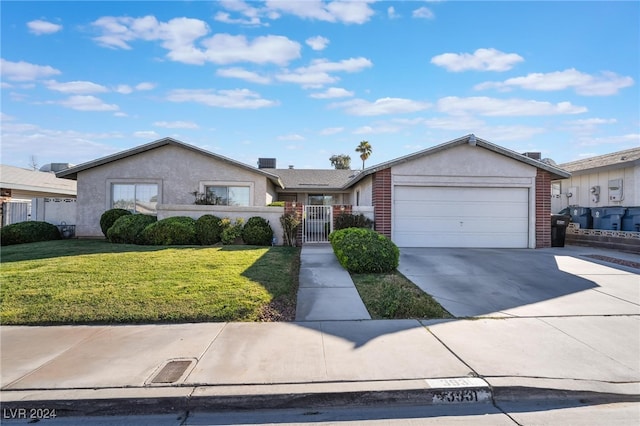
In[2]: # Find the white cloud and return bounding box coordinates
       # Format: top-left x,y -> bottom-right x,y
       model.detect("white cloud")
388,6 -> 400,19
475,69 -> 634,96
577,133 -> 640,147
276,57 -> 372,88
216,67 -> 272,84
215,0 -> 265,26
58,95 -> 119,111
320,127 -> 344,135
0,59 -> 61,81
431,48 -> 524,72
201,34 -> 301,65
153,121 -> 199,129
135,82 -> 156,91
265,0 -> 375,24
306,35 -> 330,51
27,19 -> 62,35
92,16 -> 300,66
412,7 -> 435,19
437,96 -> 587,116
134,131 -> 160,139
566,118 -> 617,126
45,80 -> 108,94
333,97 -> 431,116
310,87 -> 354,99
115,85 -> 133,94
425,116 -> 484,131
0,120 -> 124,166
167,88 -> 278,109
278,133 -> 305,141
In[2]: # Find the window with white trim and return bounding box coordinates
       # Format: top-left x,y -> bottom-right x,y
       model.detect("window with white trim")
112,183 -> 158,214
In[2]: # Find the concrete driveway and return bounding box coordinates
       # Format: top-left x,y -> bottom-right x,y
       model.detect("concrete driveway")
398,246 -> 640,318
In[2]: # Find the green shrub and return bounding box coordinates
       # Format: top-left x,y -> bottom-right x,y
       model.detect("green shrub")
107,214 -> 157,244
140,216 -> 197,245
242,216 -> 274,246
329,228 -> 399,273
100,208 -> 132,237
220,217 -> 244,245
334,213 -> 373,230
267,201 -> 285,207
1,221 -> 61,246
195,214 -> 222,245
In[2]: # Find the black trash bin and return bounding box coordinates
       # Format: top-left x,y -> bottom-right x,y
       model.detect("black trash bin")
551,214 -> 571,247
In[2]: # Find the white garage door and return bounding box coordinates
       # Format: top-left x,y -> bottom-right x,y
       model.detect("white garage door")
393,186 -> 529,248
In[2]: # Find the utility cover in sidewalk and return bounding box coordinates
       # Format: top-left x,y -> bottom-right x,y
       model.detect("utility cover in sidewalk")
151,360 -> 193,384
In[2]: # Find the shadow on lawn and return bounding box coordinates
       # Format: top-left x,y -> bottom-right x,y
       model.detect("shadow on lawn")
0,239 -> 213,263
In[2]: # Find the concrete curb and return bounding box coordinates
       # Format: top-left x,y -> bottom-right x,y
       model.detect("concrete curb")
2,379 -> 638,417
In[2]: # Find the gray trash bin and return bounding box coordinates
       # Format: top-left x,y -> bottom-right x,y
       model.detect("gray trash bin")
569,207 -> 592,229
622,207 -> 640,232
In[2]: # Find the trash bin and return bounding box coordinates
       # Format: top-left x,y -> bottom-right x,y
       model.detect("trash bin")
591,207 -> 626,230
551,214 -> 570,247
569,207 -> 592,229
622,207 -> 640,232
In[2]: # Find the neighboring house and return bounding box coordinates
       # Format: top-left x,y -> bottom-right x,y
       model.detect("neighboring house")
57,135 -> 570,248
551,147 -> 640,212
0,164 -> 77,226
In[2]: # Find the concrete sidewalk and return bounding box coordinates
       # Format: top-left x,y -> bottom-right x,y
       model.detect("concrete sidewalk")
1,317 -> 639,416
295,244 -> 370,321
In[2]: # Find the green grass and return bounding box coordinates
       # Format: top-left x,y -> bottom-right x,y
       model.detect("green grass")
0,240 -> 299,325
352,272 -> 452,320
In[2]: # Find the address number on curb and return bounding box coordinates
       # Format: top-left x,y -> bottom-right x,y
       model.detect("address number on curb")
432,389 -> 491,404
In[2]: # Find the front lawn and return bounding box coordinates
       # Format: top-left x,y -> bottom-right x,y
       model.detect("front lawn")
352,272 -> 452,319
0,240 -> 299,325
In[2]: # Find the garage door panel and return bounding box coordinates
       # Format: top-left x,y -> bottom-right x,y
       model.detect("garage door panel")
393,186 -> 529,248
395,200 -> 527,218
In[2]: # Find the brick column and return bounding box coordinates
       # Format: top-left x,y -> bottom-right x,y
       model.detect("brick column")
372,169 -> 392,237
535,169 -> 551,248
332,204 -> 352,230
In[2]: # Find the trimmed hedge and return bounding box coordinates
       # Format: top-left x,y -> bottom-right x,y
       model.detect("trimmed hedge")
329,228 -> 399,273
100,208 -> 132,237
334,213 -> 373,230
242,216 -> 274,246
107,214 -> 157,244
195,214 -> 222,245
141,216 -> 197,245
1,221 -> 61,246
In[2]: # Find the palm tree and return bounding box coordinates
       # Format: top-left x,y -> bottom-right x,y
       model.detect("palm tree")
355,140 -> 372,170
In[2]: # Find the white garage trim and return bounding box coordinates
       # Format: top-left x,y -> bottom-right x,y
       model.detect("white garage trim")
393,186 -> 530,248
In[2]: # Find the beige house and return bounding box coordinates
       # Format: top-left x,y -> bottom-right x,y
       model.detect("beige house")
57,135 -> 570,248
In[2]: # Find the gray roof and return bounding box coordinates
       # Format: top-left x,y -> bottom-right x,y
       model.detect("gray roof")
267,169 -> 358,191
349,134 -> 571,186
557,147 -> 640,174
0,164 -> 77,196
56,137 -> 284,188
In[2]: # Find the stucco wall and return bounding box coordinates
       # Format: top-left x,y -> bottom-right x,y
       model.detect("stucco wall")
350,175 -> 373,206
75,144 -> 273,237
551,165 -> 638,212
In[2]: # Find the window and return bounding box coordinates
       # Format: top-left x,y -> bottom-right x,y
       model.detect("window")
112,183 -> 158,214
308,194 -> 334,205
205,186 -> 250,206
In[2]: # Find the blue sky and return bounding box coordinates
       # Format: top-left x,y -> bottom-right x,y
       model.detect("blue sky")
1,0 -> 639,170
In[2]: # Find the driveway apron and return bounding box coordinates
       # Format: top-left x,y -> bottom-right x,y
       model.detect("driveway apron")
295,244 -> 371,321
398,247 -> 640,318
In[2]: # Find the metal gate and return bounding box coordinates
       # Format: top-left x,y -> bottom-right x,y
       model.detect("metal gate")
303,205 -> 333,243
